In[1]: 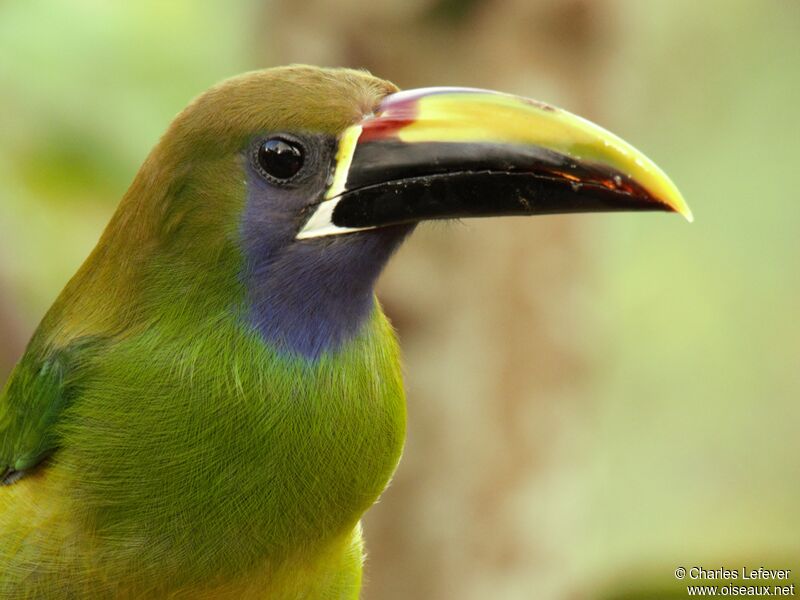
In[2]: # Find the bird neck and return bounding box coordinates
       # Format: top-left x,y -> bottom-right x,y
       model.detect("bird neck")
243,226 -> 411,359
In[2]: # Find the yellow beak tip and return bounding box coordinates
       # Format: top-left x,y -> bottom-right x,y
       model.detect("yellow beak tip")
672,197 -> 694,223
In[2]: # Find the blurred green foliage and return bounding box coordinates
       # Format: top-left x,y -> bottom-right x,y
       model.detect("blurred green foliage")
0,0 -> 256,332
585,2 -> 800,588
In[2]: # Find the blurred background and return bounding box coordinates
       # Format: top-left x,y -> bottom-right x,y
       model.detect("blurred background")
1,0 -> 798,598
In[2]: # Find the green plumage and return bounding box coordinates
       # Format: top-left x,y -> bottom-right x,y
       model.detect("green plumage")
0,66 -> 405,598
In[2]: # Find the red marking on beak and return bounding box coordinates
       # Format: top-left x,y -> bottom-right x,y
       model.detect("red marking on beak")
358,94 -> 419,143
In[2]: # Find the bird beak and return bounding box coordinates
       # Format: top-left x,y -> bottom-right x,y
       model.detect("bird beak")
297,87 -> 692,239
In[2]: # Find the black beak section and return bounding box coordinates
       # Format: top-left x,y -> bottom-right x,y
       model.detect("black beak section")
332,141 -> 668,229
297,88 -> 690,239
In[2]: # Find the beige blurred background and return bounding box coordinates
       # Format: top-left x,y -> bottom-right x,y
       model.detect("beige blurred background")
1,1 -> 798,598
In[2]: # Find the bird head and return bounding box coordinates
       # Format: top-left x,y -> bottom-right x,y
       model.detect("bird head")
68,66 -> 689,358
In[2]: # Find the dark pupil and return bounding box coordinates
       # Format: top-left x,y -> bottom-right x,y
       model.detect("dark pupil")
257,139 -> 304,180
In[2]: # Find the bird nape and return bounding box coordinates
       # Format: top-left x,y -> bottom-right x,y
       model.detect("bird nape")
0,66 -> 689,599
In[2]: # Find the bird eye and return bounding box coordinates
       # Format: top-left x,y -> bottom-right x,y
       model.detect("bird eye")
255,138 -> 305,182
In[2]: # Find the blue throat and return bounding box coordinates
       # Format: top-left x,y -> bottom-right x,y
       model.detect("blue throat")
240,173 -> 412,359
243,231 -> 409,359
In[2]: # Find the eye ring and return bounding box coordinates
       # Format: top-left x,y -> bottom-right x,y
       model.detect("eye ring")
252,136 -> 306,184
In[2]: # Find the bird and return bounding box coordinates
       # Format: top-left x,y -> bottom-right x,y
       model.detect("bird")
0,65 -> 690,599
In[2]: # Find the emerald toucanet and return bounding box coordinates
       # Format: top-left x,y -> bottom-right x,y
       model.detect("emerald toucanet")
0,66 -> 689,598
